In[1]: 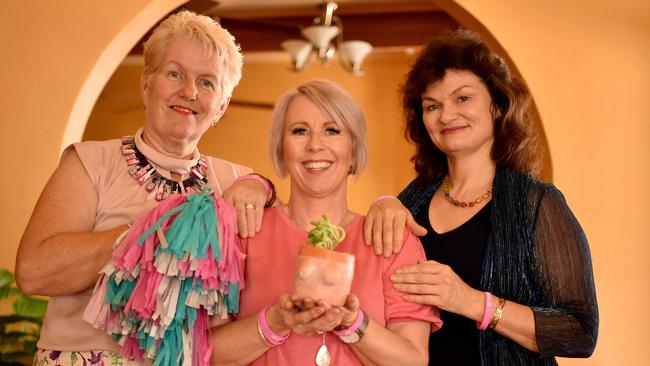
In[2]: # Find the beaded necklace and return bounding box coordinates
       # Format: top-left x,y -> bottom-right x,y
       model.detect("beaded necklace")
121,136 -> 208,201
442,175 -> 492,208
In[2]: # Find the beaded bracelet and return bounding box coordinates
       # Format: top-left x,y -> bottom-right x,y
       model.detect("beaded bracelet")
235,173 -> 277,208
260,174 -> 277,208
489,297 -> 506,329
332,309 -> 365,336
368,195 -> 398,209
476,291 -> 494,330
258,306 -> 290,346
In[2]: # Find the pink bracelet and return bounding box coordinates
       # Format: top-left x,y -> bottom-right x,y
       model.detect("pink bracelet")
369,195 -> 398,208
332,309 -> 365,336
235,174 -> 271,196
258,306 -> 290,346
477,292 -> 494,330
235,173 -> 276,208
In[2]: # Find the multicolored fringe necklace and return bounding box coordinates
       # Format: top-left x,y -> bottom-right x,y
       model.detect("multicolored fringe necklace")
83,189 -> 244,366
442,175 -> 492,208
121,136 -> 208,201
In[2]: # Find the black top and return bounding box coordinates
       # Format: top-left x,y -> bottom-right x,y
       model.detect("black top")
398,168 -> 598,366
417,201 -> 491,366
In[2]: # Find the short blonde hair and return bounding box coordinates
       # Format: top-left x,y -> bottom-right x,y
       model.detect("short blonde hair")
142,10 -> 243,98
269,79 -> 368,178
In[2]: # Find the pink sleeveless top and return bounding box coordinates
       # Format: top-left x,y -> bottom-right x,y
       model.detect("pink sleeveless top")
37,129 -> 252,353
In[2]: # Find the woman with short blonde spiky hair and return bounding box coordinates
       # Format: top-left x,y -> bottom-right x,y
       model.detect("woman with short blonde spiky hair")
16,10 -> 273,365
142,10 -> 243,100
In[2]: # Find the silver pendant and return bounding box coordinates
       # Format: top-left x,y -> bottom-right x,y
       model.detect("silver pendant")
315,333 -> 331,366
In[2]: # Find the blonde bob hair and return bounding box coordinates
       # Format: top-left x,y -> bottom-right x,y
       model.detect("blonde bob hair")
142,10 -> 243,98
269,79 -> 368,178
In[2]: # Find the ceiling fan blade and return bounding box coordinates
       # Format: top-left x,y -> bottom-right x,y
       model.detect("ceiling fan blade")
229,99 -> 274,110
112,104 -> 143,114
100,91 -> 273,111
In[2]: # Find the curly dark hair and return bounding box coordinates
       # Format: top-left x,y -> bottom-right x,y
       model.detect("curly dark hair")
402,29 -> 541,182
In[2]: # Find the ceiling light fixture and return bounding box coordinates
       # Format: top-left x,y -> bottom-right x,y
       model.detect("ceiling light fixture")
281,1 -> 373,76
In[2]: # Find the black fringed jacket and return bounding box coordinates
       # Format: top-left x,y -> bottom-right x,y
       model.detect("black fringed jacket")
398,167 -> 598,366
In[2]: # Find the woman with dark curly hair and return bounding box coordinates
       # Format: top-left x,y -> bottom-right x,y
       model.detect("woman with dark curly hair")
364,29 -> 598,365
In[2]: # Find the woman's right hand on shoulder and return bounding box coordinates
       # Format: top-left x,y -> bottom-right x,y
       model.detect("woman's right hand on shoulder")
363,197 -> 427,257
222,178 -> 268,239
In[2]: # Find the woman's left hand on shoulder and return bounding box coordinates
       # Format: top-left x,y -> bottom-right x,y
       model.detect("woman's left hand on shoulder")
222,179 -> 268,238
364,197 -> 427,257
390,260 -> 481,316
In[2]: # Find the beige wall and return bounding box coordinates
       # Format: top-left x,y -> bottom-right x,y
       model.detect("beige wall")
2,1 -> 648,365
0,0 -> 185,268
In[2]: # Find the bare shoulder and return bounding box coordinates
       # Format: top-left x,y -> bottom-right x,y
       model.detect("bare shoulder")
21,147 -> 98,241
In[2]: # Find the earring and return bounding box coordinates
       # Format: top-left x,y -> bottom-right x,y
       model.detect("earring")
211,119 -> 218,128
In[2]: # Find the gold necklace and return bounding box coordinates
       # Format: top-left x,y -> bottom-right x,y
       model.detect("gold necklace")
442,175 -> 492,208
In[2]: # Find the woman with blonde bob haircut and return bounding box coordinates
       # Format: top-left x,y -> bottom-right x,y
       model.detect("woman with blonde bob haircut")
269,79 -> 368,178
211,79 -> 441,366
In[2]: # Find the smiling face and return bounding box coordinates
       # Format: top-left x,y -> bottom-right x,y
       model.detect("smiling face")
421,69 -> 495,158
140,36 -> 229,154
282,95 -> 354,199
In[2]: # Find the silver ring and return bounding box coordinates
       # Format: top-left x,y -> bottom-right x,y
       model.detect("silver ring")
244,203 -> 255,210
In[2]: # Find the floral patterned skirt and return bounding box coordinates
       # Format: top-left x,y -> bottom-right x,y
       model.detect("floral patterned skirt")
33,349 -> 147,366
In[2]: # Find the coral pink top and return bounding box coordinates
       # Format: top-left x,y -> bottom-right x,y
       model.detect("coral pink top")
37,129 -> 252,353
238,207 -> 442,365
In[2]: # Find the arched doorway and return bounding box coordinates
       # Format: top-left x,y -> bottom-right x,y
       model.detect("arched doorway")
71,0 -> 552,183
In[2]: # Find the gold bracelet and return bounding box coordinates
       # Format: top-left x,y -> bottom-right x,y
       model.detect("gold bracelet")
488,297 -> 506,329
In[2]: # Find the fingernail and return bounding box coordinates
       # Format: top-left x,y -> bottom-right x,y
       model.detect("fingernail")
390,275 -> 396,281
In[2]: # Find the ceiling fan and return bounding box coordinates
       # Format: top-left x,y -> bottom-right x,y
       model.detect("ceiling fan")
160,0 -> 459,53
108,0 -> 458,112
101,92 -> 274,114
